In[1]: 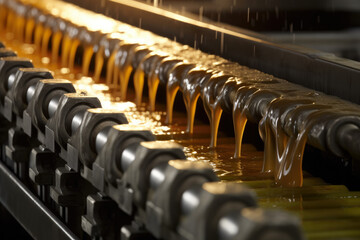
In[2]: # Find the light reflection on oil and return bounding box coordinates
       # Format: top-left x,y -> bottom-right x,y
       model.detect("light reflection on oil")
0,28 -> 262,181
4,2 -> 360,238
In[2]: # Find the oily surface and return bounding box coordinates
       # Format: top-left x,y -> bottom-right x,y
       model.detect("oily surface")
2,2 -> 360,238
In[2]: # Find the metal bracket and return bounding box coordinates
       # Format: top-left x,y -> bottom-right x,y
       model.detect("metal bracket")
0,161 -> 78,240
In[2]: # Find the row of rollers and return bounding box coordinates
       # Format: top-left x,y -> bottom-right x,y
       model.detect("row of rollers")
0,43 -> 303,240
0,0 -> 163,77
3,0 -> 360,236
4,0 -> 360,168
4,0 -> 360,231
0,0 -> 308,236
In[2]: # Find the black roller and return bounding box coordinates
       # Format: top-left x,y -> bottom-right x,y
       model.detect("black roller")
66,108 -> 128,171
24,79 -> 75,139
4,68 -> 53,121
0,57 -> 33,103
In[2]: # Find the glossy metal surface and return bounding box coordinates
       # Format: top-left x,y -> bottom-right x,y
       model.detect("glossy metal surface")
48,95 -> 61,118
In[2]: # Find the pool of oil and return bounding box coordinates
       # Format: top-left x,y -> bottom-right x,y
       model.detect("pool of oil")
0,29 -> 268,181
2,4 -> 360,239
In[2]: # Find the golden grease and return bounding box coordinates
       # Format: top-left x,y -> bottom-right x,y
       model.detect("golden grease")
3,0 -> 360,190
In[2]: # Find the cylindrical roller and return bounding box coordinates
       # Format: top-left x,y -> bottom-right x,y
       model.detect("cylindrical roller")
27,79 -> 76,133
43,14 -> 57,31
177,182 -> 258,240
216,77 -> 241,114
218,211 -> 241,240
121,141 -> 186,209
119,142 -> 138,172
100,125 -> 155,186
139,53 -> 168,79
223,208 -> 304,240
73,108 -> 128,168
243,89 -> 281,123
131,46 -> 152,70
0,57 -> 33,102
47,94 -> 61,118
65,22 -> 80,39
325,115 -> 360,159
146,160 -> 218,238
169,62 -> 197,88
314,115 -> 360,174
337,123 -> 360,160
201,74 -> 229,106
157,57 -> 182,85
7,73 -> 16,91
8,68 -> 53,115
52,93 -> 101,149
149,162 -> 168,191
99,32 -> 123,58
95,126 -> 112,154
71,110 -> 86,135
292,110 -> 360,163
180,185 -> 203,216
51,17 -> 67,34
26,84 -> 36,104
78,27 -> 103,47
90,125 -> 154,193
114,43 -> 139,68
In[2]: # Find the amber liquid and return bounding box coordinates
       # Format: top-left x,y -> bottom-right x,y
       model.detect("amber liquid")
3,1 -> 360,239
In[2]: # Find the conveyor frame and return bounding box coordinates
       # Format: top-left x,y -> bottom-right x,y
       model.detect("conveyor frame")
0,161 -> 78,240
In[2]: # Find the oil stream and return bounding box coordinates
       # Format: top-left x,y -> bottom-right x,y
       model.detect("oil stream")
1,0 -> 360,239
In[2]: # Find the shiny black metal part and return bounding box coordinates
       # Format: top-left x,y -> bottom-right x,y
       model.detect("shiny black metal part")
0,161 -> 78,240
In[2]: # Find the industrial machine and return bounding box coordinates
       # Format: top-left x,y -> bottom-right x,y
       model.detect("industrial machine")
0,0 -> 359,239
